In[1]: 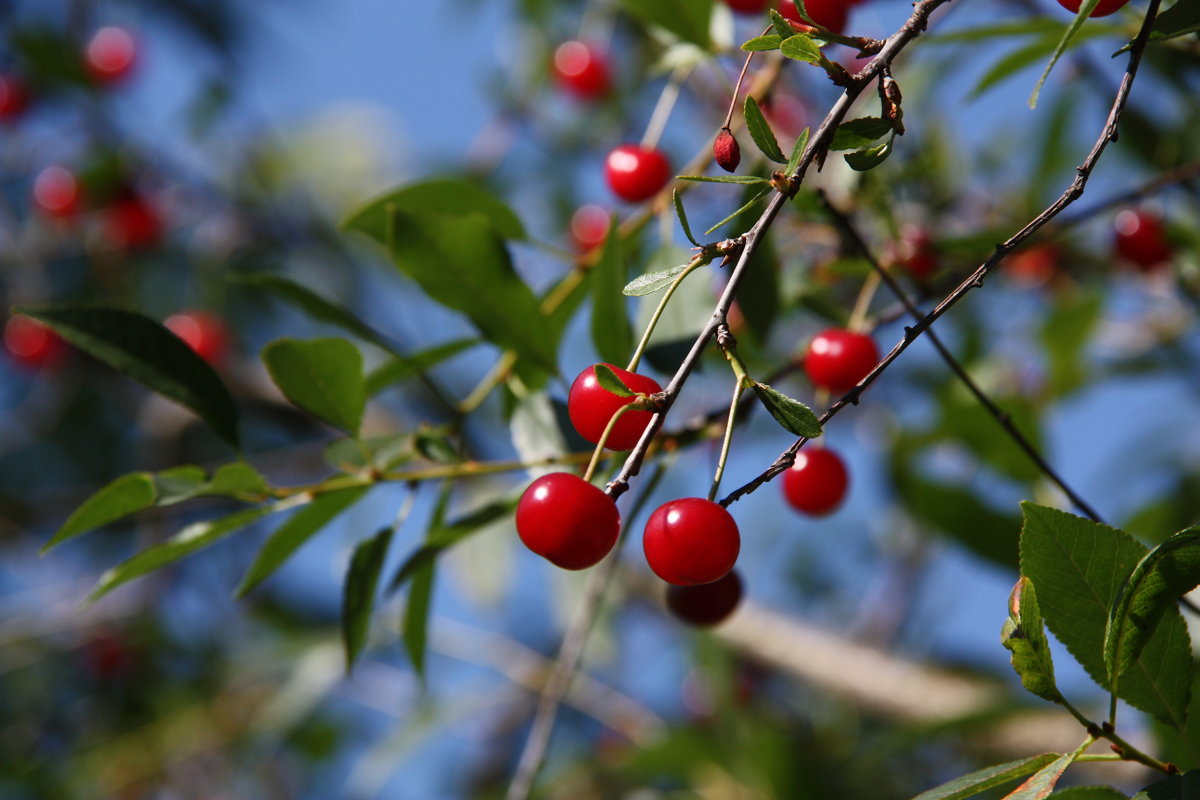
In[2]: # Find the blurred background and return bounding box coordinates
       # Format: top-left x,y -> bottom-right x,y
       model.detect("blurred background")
1,0 -> 1199,798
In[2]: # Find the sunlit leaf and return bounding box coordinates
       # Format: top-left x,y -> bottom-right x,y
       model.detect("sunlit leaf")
263,338 -> 366,434
744,95 -> 787,163
910,753 -> 1059,800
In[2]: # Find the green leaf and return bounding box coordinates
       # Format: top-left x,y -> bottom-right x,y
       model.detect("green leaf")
343,178 -> 525,242
1134,770 -> 1200,800
1029,0 -> 1111,109
1002,741 -> 1090,800
785,127 -> 812,175
1041,289 -> 1102,397
673,189 -> 699,247
1020,503 -> 1192,728
743,96 -> 787,163
206,462 -> 270,499
16,306 -> 239,448
845,136 -> 895,171
677,174 -> 769,184
752,381 -> 822,438
152,466 -> 210,506
324,434 -> 415,473
591,216 -> 633,367
1144,1 -> 1200,46
741,34 -> 783,52
1052,788 -> 1129,799
624,264 -> 691,296
88,497 -> 305,602
387,499 -> 518,594
232,273 -> 395,352
779,34 -> 823,65
403,560 -> 435,678
360,209 -> 558,378
263,338 -> 366,434
768,8 -> 794,38
44,473 -> 157,552
705,187 -> 772,236
1104,527 -> 1200,687
594,363 -> 634,398
1001,576 -> 1061,703
618,0 -> 711,47
910,753 -> 1059,800
365,337 -> 479,397
343,526 -> 394,670
237,487 -> 369,597
829,117 -> 894,152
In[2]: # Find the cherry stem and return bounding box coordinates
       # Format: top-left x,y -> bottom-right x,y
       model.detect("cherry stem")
583,402 -> 639,482
723,31 -> 768,130
641,63 -> 690,151
709,377 -> 746,502
846,269 -> 882,333
626,255 -> 707,373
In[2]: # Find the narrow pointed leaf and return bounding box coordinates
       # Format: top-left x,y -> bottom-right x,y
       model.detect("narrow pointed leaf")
591,217 -> 633,366
343,526 -> 394,670
752,381 -> 822,438
744,96 -> 787,163
232,273 -> 396,352
785,127 -> 811,175
366,337 -> 479,396
672,190 -> 699,246
624,264 -> 690,296
1001,576 -> 1061,703
343,178 -> 526,242
780,34 -> 823,65
768,8 -> 794,38
594,363 -> 634,398
829,117 -> 894,151
845,137 -> 894,171
263,337 -> 366,434
16,306 -> 239,448
742,34 -> 783,52
386,499 -> 518,594
677,174 -> 769,184
403,561 -> 435,678
1001,741 -> 1090,800
910,754 -> 1059,800
44,473 -> 157,552
706,188 -> 771,235
1029,0 -> 1103,109
1134,770 -> 1200,799
237,487 -> 370,597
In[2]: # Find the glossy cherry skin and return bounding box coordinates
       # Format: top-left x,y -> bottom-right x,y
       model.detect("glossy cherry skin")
165,311 -> 230,365
570,204 -> 611,253
85,26 -> 137,85
1114,209 -> 1172,271
803,328 -> 878,393
721,0 -> 769,13
778,0 -> 850,33
33,166 -> 82,219
667,570 -> 744,626
4,317 -> 67,369
1056,0 -> 1129,17
605,145 -> 672,204
643,497 -> 740,586
101,195 -> 162,250
0,75 -> 30,121
782,447 -> 848,515
516,473 -> 620,569
893,225 -> 938,279
568,364 -> 662,451
552,41 -> 611,100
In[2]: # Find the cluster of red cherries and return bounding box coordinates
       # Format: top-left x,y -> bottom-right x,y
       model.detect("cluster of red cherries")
2,26 -> 231,373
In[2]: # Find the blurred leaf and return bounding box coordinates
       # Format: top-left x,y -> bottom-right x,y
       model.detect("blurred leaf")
1020,503 -> 1191,728
618,0 -> 711,48
934,385 -> 1044,482
926,18 -> 1094,43
970,27 -> 1113,99
1051,789 -> 1129,799
153,466 -> 210,505
386,499 -> 518,594
1104,527 -> 1200,687
1001,576 -> 1061,703
742,34 -> 783,52
415,428 -> 462,464
324,434 -> 415,473
780,34 -> 823,65
343,526 -> 394,670
744,96 -> 787,163
16,306 -> 239,448
673,189 -> 699,246
366,337 -> 479,396
785,127 -> 811,175
44,473 -> 157,552
910,753 -> 1059,800
1029,1 -> 1106,109
1141,1 -> 1200,46
592,217 -> 634,366
678,174 -> 769,184
238,487 -> 370,597
829,118 -> 894,152
343,178 -> 525,242
752,382 -> 822,437
845,136 -> 895,171
403,561 -> 435,678
624,263 -> 691,296
1041,289 -> 1101,397
706,187 -> 772,235
263,338 -> 366,434
594,364 -> 635,397
206,462 -> 270,498
1134,769 -> 1200,799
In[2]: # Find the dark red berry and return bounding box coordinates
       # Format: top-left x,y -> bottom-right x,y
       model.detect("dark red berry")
33,166 -> 82,219
778,0 -> 850,33
516,472 -> 620,569
803,328 -> 878,393
100,195 -> 162,251
667,570 -> 744,626
1007,244 -> 1059,286
552,41 -> 610,100
1114,209 -> 1172,272
605,144 -> 672,204
82,629 -> 136,680
1056,0 -> 1129,17
5,317 -> 67,369
0,74 -> 30,121
782,447 -> 848,515
713,128 -> 741,173
721,0 -> 769,13
85,26 -> 137,85
892,225 -> 937,279
568,364 -> 661,451
570,204 -> 611,253
165,311 -> 230,365
644,497 -> 740,586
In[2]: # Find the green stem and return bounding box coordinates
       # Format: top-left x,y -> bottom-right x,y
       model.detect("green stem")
708,379 -> 746,501
583,403 -> 639,482
626,256 -> 706,373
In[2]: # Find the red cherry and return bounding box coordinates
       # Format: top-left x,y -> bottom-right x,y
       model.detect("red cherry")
4,316 -> 67,369
782,446 -> 848,515
570,204 -> 611,253
552,41 -> 610,100
1007,244 -> 1059,286
1056,0 -> 1129,17
605,144 -> 672,204
165,311 -> 230,365
516,472 -> 620,569
85,26 -> 137,85
778,0 -> 850,33
713,128 -> 741,173
721,0 -> 769,13
643,497 -> 740,586
667,570 -> 743,626
1114,209 -> 1172,271
100,195 -> 162,250
33,166 -> 82,219
0,74 -> 30,121
568,364 -> 662,451
803,328 -> 878,393
892,225 -> 938,279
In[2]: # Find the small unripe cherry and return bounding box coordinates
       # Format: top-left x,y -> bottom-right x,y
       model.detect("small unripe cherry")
85,26 -> 137,85
778,0 -> 849,33
552,41 -> 610,100
803,328 -> 878,393
644,497 -> 740,586
667,570 -> 744,627
568,364 -> 662,451
570,204 -> 611,253
5,316 -> 67,369
516,472 -> 620,570
1056,0 -> 1129,17
713,128 -> 741,173
721,0 -> 769,14
33,166 -> 83,219
165,311 -> 230,365
782,447 -> 848,515
1114,209 -> 1172,272
605,144 -> 672,204
0,75 -> 30,121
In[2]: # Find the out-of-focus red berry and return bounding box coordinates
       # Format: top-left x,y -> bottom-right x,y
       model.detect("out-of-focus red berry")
85,26 -> 137,85
33,166 -> 83,219
1114,209 -> 1172,272
0,74 -> 30,121
570,204 -> 612,254
165,311 -> 230,365
100,195 -> 163,251
552,41 -> 610,100
1007,244 -> 1059,286
5,316 -> 68,369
